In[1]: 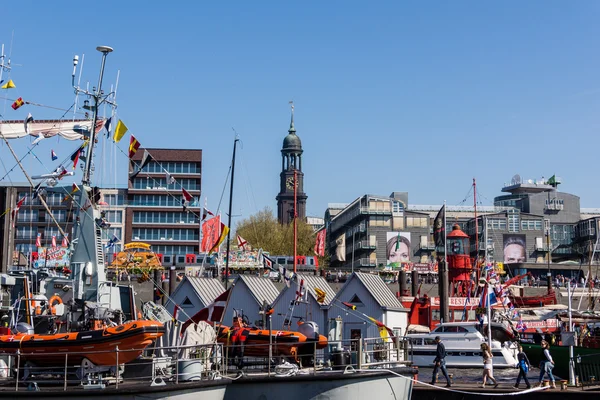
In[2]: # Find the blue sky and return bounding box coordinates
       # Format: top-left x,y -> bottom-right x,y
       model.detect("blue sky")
1,2 -> 600,225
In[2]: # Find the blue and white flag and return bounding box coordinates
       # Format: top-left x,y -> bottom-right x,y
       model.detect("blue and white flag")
51,149 -> 58,161
105,234 -> 120,249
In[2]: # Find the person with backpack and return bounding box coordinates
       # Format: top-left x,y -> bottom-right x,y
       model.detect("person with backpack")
514,345 -> 531,389
430,336 -> 452,387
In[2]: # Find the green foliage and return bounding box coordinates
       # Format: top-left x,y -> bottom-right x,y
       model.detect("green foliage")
235,207 -> 317,256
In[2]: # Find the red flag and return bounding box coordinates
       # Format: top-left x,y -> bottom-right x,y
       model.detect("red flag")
201,198 -> 214,221
237,234 -> 248,251
11,196 -> 26,228
314,229 -> 325,257
11,97 -> 24,110
70,145 -> 84,169
201,216 -> 221,252
51,234 -> 57,249
35,233 -> 41,248
129,135 -> 140,158
181,188 -> 193,211
181,288 -> 231,333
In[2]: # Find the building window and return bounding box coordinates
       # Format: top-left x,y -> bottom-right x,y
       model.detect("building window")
105,211 -> 123,223
104,194 -> 125,206
392,201 -> 404,214
507,210 -> 520,233
17,209 -> 38,222
133,211 -> 197,224
132,228 -> 199,241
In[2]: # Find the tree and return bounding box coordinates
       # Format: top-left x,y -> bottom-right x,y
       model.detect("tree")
235,207 -> 317,256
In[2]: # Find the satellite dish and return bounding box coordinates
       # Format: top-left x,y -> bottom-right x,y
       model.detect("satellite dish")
511,174 -> 521,185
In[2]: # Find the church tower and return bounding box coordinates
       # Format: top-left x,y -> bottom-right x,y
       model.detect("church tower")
276,103 -> 307,224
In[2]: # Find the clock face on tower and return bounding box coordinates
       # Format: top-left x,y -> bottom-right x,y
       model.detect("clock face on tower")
286,176 -> 297,190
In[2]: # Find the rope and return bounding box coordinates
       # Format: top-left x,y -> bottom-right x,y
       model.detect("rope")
355,368 -> 549,396
274,361 -> 299,377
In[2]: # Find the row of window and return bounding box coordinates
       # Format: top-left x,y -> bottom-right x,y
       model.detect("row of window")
104,194 -> 125,206
16,210 -> 68,223
132,228 -> 199,241
104,211 -> 123,223
152,245 -> 196,255
133,211 -> 198,224
131,178 -> 199,191
521,220 -> 543,231
140,161 -> 199,174
16,227 -> 64,240
130,195 -> 199,207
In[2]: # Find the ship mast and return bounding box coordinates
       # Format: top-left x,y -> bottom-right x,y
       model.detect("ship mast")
473,178 -> 478,266
224,135 -> 239,290
69,46 -> 116,303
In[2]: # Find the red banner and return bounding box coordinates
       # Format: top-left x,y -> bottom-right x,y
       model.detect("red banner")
314,229 -> 325,257
201,215 -> 221,252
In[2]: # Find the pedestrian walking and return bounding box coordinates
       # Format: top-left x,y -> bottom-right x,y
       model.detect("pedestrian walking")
537,340 -> 556,388
430,336 -> 452,387
480,343 -> 499,388
514,345 -> 531,389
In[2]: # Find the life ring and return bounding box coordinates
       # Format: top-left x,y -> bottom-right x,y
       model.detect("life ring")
49,295 -> 63,315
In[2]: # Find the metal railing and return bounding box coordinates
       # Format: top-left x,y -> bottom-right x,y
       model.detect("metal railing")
576,353 -> 600,389
0,342 -> 225,392
0,334 -> 413,393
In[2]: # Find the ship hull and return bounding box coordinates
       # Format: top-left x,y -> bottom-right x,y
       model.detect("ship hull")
223,367 -> 415,400
0,379 -> 229,399
522,343 -> 600,379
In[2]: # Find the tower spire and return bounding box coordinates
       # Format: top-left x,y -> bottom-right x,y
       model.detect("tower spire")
288,100 -> 295,133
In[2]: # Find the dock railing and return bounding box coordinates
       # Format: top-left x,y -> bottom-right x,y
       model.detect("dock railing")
575,353 -> 600,389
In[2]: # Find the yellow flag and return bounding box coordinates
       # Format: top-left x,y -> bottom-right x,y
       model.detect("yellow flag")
315,288 -> 326,304
1,79 -> 15,89
113,120 -> 128,143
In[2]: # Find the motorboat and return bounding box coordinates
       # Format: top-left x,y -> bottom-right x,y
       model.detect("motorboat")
406,322 -> 518,368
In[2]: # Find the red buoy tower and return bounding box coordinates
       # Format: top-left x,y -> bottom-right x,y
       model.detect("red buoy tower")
447,224 -> 475,297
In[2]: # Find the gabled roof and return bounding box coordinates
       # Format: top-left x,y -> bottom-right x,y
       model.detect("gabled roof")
295,274 -> 335,305
236,275 -> 280,305
345,272 -> 405,309
178,276 -> 225,305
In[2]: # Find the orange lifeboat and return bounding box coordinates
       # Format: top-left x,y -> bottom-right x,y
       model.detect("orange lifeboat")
217,322 -> 328,361
0,320 -> 164,366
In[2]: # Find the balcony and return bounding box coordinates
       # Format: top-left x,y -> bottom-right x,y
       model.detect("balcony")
419,242 -> 436,250
355,258 -> 377,267
535,244 -> 550,251
355,240 -> 376,250
360,207 -> 391,216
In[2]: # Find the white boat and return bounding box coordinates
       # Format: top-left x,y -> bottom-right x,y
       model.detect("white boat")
406,322 -> 518,368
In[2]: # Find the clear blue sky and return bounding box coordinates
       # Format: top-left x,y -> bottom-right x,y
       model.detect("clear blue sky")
1,2 -> 600,225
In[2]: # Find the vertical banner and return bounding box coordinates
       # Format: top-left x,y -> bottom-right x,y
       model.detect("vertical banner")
201,215 -> 221,252
386,232 -> 411,268
314,229 -> 325,257
503,234 -> 526,264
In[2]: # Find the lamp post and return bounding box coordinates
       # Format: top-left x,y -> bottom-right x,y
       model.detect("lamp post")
546,222 -> 552,292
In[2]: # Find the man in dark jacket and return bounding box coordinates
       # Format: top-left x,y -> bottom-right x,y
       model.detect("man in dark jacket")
431,336 -> 452,387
